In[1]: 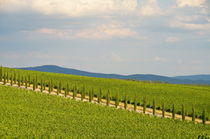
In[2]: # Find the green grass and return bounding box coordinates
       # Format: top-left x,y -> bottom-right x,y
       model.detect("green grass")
0,85 -> 210,138
2,67 -> 210,118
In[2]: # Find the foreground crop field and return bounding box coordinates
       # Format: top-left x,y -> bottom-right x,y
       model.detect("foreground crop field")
2,67 -> 210,119
0,85 -> 210,138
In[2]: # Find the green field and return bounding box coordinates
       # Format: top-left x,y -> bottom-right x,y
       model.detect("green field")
2,67 -> 210,119
0,85 -> 210,138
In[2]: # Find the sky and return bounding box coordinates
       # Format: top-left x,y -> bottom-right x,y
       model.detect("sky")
0,0 -> 210,76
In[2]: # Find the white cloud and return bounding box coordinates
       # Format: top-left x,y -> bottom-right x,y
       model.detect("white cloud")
153,56 -> 167,62
23,22 -> 138,40
1,0 -> 165,17
166,36 -> 180,42
0,0 -> 137,16
175,15 -> 201,22
139,0 -> 162,16
176,0 -> 205,7
170,21 -> 210,30
111,52 -> 123,62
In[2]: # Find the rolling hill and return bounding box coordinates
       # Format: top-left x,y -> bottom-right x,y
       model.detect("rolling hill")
18,65 -> 210,85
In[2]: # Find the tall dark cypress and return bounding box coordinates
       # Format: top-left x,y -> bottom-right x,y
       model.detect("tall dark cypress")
48,80 -> 51,94
64,84 -> 68,97
134,94 -> 137,111
0,66 -> 3,82
18,74 -> 20,87
153,100 -> 156,116
106,90 -> 110,106
21,76 -> 24,86
73,85 -> 77,99
6,72 -> 9,83
172,104 -> 175,120
40,80 -> 43,92
10,74 -> 13,86
59,81 -> 62,94
91,88 -> 94,101
89,90 -> 92,102
50,80 -> 53,93
25,77 -> 28,88
182,104 -> 185,121
202,110 -> 206,124
48,80 -> 53,93
57,83 -> 59,95
35,76 -> 38,88
67,83 -> 69,96
3,74 -> 6,85
124,94 -> 127,110
115,92 -> 119,108
162,103 -> 165,118
98,88 -> 102,104
13,72 -> 16,84
81,86 -> 85,101
28,75 -> 31,87
33,79 -> 36,91
143,97 -> 146,114
43,82 -> 46,90
192,107 -> 195,123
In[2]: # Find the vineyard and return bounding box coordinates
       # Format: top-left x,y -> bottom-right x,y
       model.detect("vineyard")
0,66 -> 210,124
0,85 -> 210,138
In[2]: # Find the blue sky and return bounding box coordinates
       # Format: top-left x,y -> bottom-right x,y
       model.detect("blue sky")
0,0 -> 210,76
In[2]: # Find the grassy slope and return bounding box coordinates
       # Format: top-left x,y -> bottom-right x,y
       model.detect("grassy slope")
3,67 -> 210,117
0,85 -> 210,138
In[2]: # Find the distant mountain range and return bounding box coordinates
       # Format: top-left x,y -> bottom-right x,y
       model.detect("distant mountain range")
18,65 -> 210,85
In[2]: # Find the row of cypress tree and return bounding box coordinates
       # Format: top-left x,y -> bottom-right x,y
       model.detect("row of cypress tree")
0,66 -> 207,124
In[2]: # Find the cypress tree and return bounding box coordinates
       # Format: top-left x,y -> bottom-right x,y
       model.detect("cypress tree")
98,88 -> 102,104
134,94 -> 137,111
25,77 -> 28,88
6,72 -> 9,83
182,104 -> 185,121
162,103 -> 165,118
21,76 -> 24,86
10,75 -> 13,86
143,97 -> 146,114
50,80 -> 53,93
27,75 -> 29,87
202,110 -> 206,124
172,104 -> 175,120
35,76 -> 38,88
40,80 -> 43,92
3,74 -> 6,85
48,81 -> 51,94
106,90 -> 110,106
14,72 -> 16,84
57,83 -> 59,95
43,82 -> 46,90
81,86 -> 85,101
58,81 -> 62,94
33,79 -> 36,91
64,84 -> 68,97
115,92 -> 119,108
89,90 -> 92,102
18,75 -> 20,87
153,99 -> 156,116
124,94 -> 127,110
67,83 -> 69,96
192,107 -> 195,123
73,85 -> 77,99
91,88 -> 94,101
0,66 -> 3,82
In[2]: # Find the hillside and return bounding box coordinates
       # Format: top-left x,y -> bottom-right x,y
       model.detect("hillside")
18,65 -> 210,85
2,67 -> 210,118
0,85 -> 209,138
